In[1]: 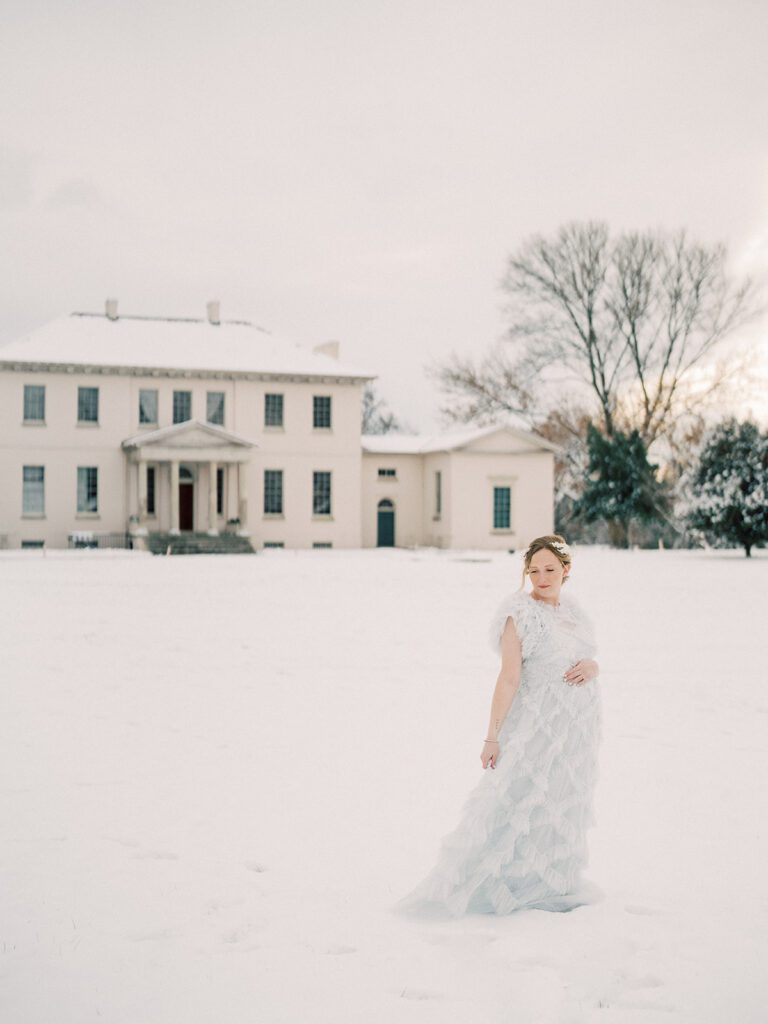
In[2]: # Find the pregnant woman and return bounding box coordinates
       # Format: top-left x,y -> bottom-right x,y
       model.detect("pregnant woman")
393,534 -> 603,916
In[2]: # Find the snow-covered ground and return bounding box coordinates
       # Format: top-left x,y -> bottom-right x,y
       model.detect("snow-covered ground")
1,545 -> 766,1023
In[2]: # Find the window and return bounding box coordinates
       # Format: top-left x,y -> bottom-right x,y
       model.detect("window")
139,389 -> 158,424
265,393 -> 284,427
264,469 -> 283,514
77,467 -> 98,513
207,391 -> 225,426
23,385 -> 45,422
493,486 -> 511,529
313,471 -> 331,515
312,542 -> 332,548
78,386 -> 99,423
147,466 -> 156,515
263,541 -> 285,548
21,540 -> 45,549
22,466 -> 44,515
313,395 -> 331,429
435,470 -> 442,517
173,390 -> 192,423
378,468 -> 396,478
216,467 -> 224,515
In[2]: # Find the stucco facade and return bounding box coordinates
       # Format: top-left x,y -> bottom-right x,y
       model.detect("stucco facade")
361,429 -> 555,551
0,305 -> 557,551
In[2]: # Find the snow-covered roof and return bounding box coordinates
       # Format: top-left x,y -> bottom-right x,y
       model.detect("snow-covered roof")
0,312 -> 378,381
361,421 -> 560,454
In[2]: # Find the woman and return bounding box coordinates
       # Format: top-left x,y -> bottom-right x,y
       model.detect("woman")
392,534 -> 603,917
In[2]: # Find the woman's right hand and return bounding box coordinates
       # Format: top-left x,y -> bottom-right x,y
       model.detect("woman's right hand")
481,740 -> 499,769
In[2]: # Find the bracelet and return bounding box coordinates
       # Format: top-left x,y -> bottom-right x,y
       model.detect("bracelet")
483,739 -> 499,744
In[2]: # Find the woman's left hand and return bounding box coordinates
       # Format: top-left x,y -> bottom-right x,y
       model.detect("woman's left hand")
563,659 -> 598,686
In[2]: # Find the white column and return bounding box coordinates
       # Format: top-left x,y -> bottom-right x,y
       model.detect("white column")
237,461 -> 250,536
169,460 -> 180,535
127,459 -> 139,533
227,463 -> 237,522
207,461 -> 218,536
136,458 -> 148,536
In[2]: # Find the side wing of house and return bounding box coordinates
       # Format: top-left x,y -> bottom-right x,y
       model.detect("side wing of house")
361,452 -> 424,548
447,429 -> 555,550
360,425 -> 556,551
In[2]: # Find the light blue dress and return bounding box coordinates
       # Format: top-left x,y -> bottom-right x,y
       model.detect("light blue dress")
392,588 -> 603,917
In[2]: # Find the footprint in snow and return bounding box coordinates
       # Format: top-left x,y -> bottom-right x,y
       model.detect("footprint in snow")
103,836 -> 141,848
399,988 -> 443,1001
630,975 -> 666,990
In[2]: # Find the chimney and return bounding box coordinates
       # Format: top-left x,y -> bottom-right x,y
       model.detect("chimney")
313,340 -> 340,360
206,300 -> 221,325
105,298 -> 118,320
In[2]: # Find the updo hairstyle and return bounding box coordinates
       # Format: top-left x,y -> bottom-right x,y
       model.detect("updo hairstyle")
520,534 -> 572,589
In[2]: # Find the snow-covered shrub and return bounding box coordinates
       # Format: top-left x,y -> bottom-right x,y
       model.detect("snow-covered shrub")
682,418 -> 768,557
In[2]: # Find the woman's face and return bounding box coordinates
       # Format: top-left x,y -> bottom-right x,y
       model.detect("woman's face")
527,548 -> 569,599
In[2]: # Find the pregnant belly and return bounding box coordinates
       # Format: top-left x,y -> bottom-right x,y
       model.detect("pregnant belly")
524,654 -> 599,696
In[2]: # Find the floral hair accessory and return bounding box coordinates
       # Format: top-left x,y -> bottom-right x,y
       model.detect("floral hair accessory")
549,540 -> 570,556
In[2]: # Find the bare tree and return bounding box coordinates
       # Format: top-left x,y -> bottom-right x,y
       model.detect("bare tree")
428,221 -> 759,449
361,381 -> 408,434
425,344 -> 540,427
606,229 -> 756,443
533,400 -> 594,501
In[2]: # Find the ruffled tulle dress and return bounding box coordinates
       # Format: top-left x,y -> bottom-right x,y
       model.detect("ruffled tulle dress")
392,588 -> 603,917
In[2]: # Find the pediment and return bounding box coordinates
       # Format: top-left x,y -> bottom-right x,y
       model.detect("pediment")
154,425 -> 240,449
462,427 -> 559,455
122,419 -> 254,451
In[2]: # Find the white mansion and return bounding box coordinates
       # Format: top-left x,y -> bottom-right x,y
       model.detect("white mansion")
0,302 -> 557,552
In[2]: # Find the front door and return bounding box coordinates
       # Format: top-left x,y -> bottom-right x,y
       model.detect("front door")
377,499 -> 395,547
179,482 -> 194,530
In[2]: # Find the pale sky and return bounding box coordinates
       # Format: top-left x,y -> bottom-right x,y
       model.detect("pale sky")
1,0 -> 766,431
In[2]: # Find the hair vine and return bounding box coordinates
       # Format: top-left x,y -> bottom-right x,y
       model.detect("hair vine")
519,534 -> 572,589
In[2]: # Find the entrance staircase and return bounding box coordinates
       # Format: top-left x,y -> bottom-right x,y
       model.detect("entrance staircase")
144,532 -> 255,555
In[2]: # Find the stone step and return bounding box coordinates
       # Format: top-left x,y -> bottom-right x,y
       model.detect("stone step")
145,532 -> 255,555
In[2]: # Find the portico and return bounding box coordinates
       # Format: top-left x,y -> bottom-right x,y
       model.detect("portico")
122,420 -> 255,538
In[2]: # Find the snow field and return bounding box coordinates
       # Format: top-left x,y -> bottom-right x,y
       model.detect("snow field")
1,545 -> 766,1023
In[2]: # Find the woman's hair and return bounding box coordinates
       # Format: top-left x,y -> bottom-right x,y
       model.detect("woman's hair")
520,534 -> 572,589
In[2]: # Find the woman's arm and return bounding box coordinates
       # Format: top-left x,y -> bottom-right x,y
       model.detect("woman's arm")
481,617 -> 523,769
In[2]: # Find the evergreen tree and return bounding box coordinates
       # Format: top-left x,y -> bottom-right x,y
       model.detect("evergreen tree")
684,418 -> 768,558
575,423 -> 667,547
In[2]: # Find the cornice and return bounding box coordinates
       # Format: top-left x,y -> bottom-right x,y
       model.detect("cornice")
0,360 -> 374,385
